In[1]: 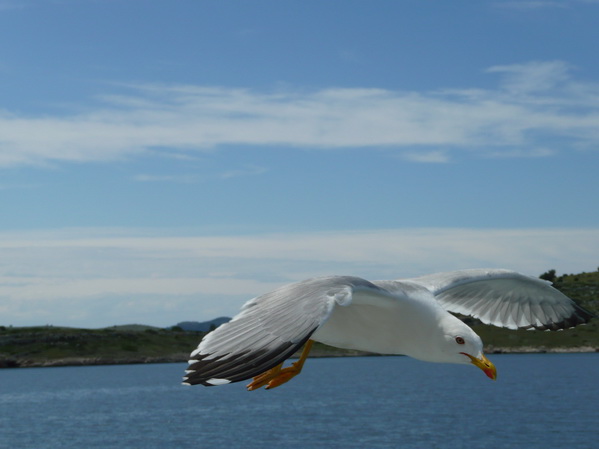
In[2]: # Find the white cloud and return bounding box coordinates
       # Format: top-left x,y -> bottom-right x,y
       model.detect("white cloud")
133,174 -> 200,183
494,1 -> 568,9
1,61 -> 598,168
485,147 -> 557,158
132,164 -> 267,183
0,0 -> 27,11
401,150 -> 450,163
494,0 -> 599,9
1,227 -> 597,328
486,61 -> 571,94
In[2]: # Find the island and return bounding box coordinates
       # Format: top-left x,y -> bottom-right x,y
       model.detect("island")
1,269 -> 597,368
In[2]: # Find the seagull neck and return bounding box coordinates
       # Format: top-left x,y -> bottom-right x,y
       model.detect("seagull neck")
395,306 -> 450,361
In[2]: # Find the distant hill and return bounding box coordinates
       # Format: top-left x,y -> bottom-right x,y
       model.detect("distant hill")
1,268 -> 597,368
175,317 -> 231,332
105,324 -> 162,332
0,325 -> 203,368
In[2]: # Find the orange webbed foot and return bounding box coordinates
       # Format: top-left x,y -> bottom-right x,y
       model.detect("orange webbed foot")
246,363 -> 283,391
264,363 -> 303,390
246,340 -> 314,391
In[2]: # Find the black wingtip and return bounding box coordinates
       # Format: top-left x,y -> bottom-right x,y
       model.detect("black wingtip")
183,332 -> 315,387
521,303 -> 596,331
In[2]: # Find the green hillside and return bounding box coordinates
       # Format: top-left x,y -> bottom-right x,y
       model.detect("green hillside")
0,325 -> 204,368
470,269 -> 599,352
1,268 -> 598,368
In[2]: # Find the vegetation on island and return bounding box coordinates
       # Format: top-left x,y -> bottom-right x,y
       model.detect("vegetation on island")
474,269 -> 599,353
1,268 -> 597,368
0,325 -> 203,368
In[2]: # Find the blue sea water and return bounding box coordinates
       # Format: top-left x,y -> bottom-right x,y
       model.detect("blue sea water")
0,354 -> 597,449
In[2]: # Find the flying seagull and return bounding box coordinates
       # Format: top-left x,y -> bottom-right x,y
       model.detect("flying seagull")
183,269 -> 594,390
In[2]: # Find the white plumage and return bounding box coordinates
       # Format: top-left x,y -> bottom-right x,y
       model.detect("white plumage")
183,269 -> 594,388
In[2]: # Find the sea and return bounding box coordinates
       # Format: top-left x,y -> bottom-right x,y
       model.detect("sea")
0,354 -> 597,449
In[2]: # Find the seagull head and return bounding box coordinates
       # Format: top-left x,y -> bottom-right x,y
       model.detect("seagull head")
435,314 -> 497,380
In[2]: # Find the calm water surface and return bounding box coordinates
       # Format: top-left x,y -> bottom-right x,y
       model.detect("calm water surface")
0,354 -> 598,449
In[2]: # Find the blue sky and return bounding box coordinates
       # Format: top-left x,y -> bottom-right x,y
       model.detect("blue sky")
1,0 -> 598,328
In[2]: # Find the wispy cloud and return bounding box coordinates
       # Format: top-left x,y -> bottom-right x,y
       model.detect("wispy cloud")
133,164 -> 267,183
485,147 -> 557,158
400,150 -> 450,163
494,1 -> 569,9
1,61 -> 598,168
0,0 -> 28,11
486,60 -> 571,93
1,227 -> 597,327
133,174 -> 200,183
494,0 -> 599,9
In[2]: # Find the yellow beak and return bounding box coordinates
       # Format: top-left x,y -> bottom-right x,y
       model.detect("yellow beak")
461,352 -> 497,380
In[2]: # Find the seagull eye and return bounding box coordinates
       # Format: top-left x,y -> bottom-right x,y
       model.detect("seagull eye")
455,336 -> 465,345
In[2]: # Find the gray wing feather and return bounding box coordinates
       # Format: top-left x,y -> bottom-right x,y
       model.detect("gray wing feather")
183,276 -> 376,386
407,269 -> 595,330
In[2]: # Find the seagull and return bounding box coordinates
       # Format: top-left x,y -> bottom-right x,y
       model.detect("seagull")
183,269 -> 594,390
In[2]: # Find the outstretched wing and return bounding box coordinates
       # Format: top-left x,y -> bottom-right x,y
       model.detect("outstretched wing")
407,269 -> 595,330
183,276 -> 380,386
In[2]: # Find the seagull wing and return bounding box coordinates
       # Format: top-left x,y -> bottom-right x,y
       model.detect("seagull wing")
406,269 -> 594,330
183,275 -> 388,386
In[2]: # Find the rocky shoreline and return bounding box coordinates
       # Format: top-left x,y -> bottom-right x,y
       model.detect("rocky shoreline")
0,353 -> 190,369
2,346 -> 597,369
485,345 -> 599,354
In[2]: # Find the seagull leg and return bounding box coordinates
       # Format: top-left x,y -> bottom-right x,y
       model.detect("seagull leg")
246,340 -> 315,391
245,362 -> 283,390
